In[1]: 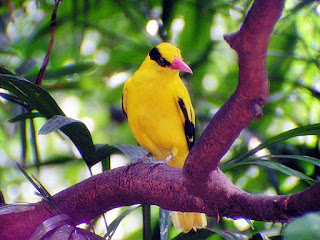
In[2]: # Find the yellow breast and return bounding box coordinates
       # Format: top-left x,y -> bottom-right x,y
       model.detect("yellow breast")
123,66 -> 192,167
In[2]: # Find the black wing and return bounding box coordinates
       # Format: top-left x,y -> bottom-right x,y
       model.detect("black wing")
122,94 -> 127,119
177,98 -> 195,150
122,87 -> 128,119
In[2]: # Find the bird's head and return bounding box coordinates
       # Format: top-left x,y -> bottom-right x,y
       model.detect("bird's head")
147,43 -> 192,74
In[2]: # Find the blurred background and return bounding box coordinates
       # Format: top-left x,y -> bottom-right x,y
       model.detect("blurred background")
0,0 -> 320,239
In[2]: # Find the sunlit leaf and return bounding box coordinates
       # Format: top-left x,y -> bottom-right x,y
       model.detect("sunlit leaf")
105,205 -> 141,239
0,204 -> 36,215
225,124 -> 320,167
222,159 -> 314,182
39,115 -> 81,135
115,144 -> 150,162
283,213 -> 320,240
267,155 -> 320,168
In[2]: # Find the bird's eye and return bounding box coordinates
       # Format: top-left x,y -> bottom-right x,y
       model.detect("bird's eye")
157,58 -> 166,67
157,57 -> 170,67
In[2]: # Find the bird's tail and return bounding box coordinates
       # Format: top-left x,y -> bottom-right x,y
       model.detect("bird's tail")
171,211 -> 207,233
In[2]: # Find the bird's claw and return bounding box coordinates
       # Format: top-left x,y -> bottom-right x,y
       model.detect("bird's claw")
148,154 -> 173,171
124,152 -> 153,171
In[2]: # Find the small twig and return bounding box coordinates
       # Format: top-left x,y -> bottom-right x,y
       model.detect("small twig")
35,0 -> 62,86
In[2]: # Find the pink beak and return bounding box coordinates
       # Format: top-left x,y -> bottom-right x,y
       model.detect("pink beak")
170,57 -> 193,74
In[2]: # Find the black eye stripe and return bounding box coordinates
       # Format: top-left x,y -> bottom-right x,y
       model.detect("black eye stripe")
149,47 -> 161,61
149,47 -> 171,67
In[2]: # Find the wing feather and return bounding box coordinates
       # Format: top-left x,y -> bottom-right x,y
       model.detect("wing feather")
122,87 -> 128,119
177,97 -> 195,150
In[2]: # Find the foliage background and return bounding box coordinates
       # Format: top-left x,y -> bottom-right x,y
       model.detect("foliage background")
0,0 -> 320,239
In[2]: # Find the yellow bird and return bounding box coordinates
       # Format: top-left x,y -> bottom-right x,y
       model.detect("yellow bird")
122,42 -> 207,233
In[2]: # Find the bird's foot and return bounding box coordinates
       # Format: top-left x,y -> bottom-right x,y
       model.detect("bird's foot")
148,154 -> 173,171
124,152 -> 153,171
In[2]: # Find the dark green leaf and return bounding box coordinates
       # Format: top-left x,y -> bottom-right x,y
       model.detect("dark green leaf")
24,61 -> 96,81
0,92 -> 29,107
0,66 -> 15,75
39,115 -> 96,167
173,228 -> 227,240
38,115 -> 81,135
9,112 -> 44,123
0,73 -> 65,118
143,205 -> 152,240
249,233 -> 270,240
92,144 -> 121,167
14,161 -> 57,209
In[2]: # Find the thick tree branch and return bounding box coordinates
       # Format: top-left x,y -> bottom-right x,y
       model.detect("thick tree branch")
184,0 -> 284,183
2,164 -> 320,239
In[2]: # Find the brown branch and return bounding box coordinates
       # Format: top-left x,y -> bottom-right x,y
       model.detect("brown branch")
183,0 -> 284,184
1,164 -> 320,239
35,0 -> 62,86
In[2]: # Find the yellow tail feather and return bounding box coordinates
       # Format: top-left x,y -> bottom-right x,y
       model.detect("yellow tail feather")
171,211 -> 207,233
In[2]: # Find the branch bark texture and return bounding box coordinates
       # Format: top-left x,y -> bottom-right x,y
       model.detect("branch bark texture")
2,0 -> 319,240
2,164 -> 320,239
184,0 -> 283,182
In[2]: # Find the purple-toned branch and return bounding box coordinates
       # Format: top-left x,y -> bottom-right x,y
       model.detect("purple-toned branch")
1,164 -> 320,239
184,0 -> 283,183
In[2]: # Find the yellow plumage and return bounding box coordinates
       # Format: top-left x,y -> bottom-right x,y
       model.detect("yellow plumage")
122,42 -> 207,233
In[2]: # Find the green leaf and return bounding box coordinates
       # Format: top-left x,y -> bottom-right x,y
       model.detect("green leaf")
0,70 -> 98,167
14,161 -> 57,209
173,228 -> 231,240
0,73 -> 65,118
283,213 -> 320,240
224,124 -> 320,167
0,66 -> 15,75
0,92 -> 29,107
159,208 -> 171,240
38,115 -> 81,135
115,144 -> 149,162
60,122 -> 96,167
39,115 -> 96,167
142,205 -> 152,240
24,62 -> 96,81
267,155 -> 320,168
223,159 -> 314,182
105,205 -> 141,239
92,144 -> 121,167
9,112 -> 44,123
249,233 -> 270,240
